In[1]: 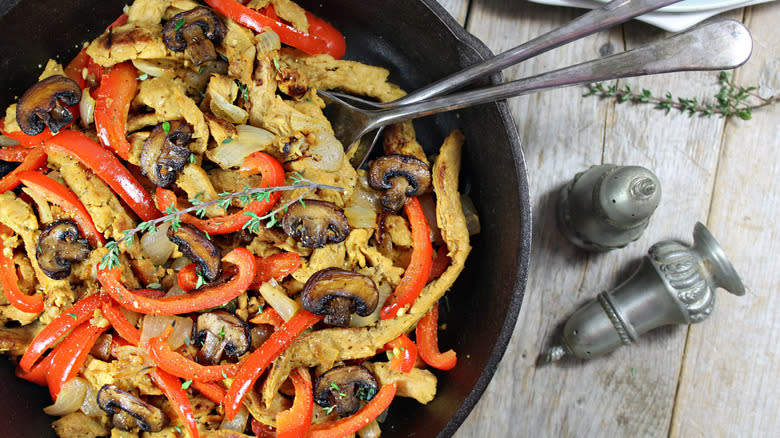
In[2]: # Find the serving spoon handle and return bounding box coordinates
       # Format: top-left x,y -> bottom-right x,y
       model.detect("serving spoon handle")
354,19 -> 752,132
347,0 -> 685,109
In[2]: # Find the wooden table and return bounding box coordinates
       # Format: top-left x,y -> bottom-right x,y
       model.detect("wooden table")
433,1 -> 780,436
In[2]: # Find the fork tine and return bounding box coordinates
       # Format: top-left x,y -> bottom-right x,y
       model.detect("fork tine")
318,90 -> 374,154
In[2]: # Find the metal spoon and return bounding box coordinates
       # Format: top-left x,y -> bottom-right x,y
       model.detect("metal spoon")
336,0 -> 685,110
323,19 -> 752,161
329,0 -> 686,165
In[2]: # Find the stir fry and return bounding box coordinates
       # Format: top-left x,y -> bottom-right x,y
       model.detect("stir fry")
0,0 -> 476,436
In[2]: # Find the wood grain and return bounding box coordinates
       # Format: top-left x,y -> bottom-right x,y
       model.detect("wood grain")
670,2 -> 780,436
445,0 -> 780,437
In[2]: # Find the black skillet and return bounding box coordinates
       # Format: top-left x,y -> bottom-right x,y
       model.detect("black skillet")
0,0 -> 531,436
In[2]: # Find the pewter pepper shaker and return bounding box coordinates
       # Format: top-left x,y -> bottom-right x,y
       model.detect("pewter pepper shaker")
547,222 -> 745,361
557,164 -> 662,251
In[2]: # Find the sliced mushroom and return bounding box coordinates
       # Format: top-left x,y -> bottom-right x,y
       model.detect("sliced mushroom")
301,268 -> 378,327
368,154 -> 431,212
97,384 -> 167,432
313,365 -> 379,417
162,7 -> 226,66
140,120 -> 193,187
36,220 -> 91,280
193,310 -> 251,365
280,200 -> 350,249
16,75 -> 81,135
167,223 -> 222,282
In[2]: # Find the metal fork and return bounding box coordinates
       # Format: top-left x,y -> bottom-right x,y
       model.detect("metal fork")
324,18 -> 752,165
325,0 -> 687,165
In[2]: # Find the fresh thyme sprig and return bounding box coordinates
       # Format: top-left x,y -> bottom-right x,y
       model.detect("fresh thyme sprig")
583,71 -> 778,120
98,174 -> 343,270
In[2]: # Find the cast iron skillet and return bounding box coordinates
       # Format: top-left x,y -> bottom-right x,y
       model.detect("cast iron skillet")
0,0 -> 531,436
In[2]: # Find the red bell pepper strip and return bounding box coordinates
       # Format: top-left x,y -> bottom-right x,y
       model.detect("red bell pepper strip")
94,62 -> 137,160
251,252 -> 301,288
429,244 -> 450,281
100,302 -> 140,346
16,353 -> 53,386
150,368 -> 200,438
64,48 -> 91,90
380,197 -> 433,319
98,247 -> 256,314
0,118 -> 65,148
146,326 -> 242,382
276,367 -> 313,438
416,302 -> 457,371
185,251 -> 300,292
304,11 -> 346,60
223,310 -> 323,420
0,146 -> 47,194
47,320 -> 109,399
384,334 -> 417,373
44,130 -> 161,221
64,14 -> 128,89
252,419 -> 278,438
204,0 -> 345,58
249,306 -> 285,329
177,262 -> 199,292
0,146 -> 33,162
305,383 -> 398,438
0,225 -> 44,313
19,292 -> 110,372
191,380 -> 227,405
155,152 -> 284,235
17,170 -> 105,246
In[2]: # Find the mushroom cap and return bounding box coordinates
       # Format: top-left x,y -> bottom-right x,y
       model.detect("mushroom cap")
313,365 -> 379,417
368,154 -> 432,212
97,384 -> 167,432
140,120 -> 193,187
162,7 -> 225,66
16,75 -> 81,136
193,310 -> 251,364
167,223 -> 222,282
281,199 -> 350,249
36,219 -> 91,280
301,268 -> 379,327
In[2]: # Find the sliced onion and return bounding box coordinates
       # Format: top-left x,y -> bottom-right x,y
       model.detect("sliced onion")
80,380 -> 102,417
210,92 -> 248,125
220,406 -> 249,432
258,280 -> 300,322
140,315 -> 194,349
303,130 -> 344,171
79,87 -> 95,127
344,173 -> 381,229
0,135 -> 19,147
44,377 -> 87,416
460,194 -> 481,236
351,282 -> 390,327
170,256 -> 193,272
358,419 -> 382,438
140,222 -> 175,266
207,124 -> 274,169
255,29 -> 281,57
132,59 -> 178,80
165,285 -> 186,297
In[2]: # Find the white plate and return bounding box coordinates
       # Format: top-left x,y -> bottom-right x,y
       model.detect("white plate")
593,0 -> 749,13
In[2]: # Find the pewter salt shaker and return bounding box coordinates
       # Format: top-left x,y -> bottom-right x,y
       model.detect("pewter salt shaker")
557,164 -> 662,251
547,222 -> 745,361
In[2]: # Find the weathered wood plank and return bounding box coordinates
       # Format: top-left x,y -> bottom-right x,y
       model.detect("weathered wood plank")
670,2 -> 780,436
455,1 -> 642,437
437,0 -> 469,24
453,1 -> 779,437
